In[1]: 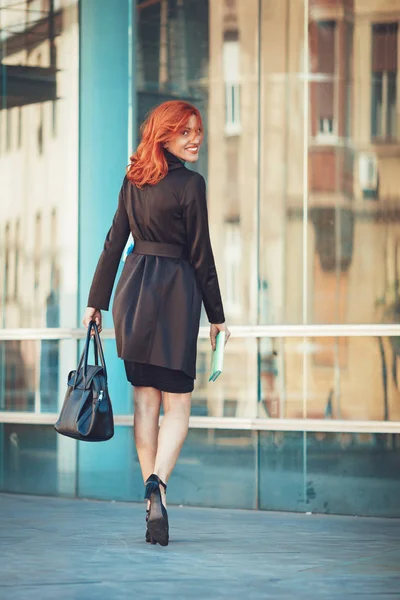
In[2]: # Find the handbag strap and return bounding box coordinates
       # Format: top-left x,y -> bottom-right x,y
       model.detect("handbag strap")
94,334 -> 99,366
73,321 -> 106,389
92,322 -> 107,380
73,321 -> 94,389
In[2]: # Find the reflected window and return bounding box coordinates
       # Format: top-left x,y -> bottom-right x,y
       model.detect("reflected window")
223,35 -> 241,136
371,23 -> 398,141
313,21 -> 336,140
344,22 -> 353,140
224,220 -> 241,316
310,206 -> 353,363
4,223 -> 10,302
34,213 -> 41,291
0,0 -> 78,330
14,220 -> 20,300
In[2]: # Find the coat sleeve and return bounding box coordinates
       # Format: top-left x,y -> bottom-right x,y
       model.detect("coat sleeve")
87,179 -> 131,310
182,172 -> 225,324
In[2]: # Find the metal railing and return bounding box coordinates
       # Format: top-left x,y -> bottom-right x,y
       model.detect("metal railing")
1,323 -> 400,340
1,324 -> 400,433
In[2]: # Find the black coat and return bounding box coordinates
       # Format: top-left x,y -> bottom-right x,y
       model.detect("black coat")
87,150 -> 225,379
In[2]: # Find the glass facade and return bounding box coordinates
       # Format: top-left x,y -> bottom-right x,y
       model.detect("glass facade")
1,0 -> 400,516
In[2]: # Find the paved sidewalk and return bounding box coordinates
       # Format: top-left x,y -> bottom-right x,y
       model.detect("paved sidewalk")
1,493 -> 399,600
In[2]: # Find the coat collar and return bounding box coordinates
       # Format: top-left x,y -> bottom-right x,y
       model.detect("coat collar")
164,148 -> 186,171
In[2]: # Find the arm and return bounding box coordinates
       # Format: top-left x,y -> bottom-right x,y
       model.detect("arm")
182,172 -> 225,325
87,179 -> 131,311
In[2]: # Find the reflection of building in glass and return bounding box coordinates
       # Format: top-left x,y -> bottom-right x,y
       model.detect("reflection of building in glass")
1,0 -> 400,421
261,0 -> 400,420
0,0 -> 79,411
1,0 -> 400,516
134,0 -> 400,421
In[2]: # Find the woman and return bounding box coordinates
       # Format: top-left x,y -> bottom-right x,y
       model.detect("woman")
82,100 -> 230,547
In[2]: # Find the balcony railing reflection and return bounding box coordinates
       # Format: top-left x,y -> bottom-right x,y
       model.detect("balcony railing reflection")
1,325 -> 400,430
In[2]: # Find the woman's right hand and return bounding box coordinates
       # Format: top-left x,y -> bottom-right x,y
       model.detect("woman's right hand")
210,322 -> 231,351
82,306 -> 102,333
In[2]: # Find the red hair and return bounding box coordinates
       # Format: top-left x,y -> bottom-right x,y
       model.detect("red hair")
127,100 -> 203,188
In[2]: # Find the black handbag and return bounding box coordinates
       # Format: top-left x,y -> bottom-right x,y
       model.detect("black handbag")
54,321 -> 114,442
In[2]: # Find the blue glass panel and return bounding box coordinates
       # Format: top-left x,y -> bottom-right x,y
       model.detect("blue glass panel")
40,340 -> 60,413
79,0 -> 130,418
0,424 -> 76,496
259,431 -> 306,512
170,429 -> 256,509
77,425 -> 143,502
306,432 -> 400,518
77,426 -> 256,509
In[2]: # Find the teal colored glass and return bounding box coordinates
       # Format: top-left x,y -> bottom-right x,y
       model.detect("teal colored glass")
306,432 -> 400,518
77,427 -> 256,509
259,431 -> 306,513
259,431 -> 400,517
77,425 -> 143,502
0,424 -> 76,497
169,429 -> 257,509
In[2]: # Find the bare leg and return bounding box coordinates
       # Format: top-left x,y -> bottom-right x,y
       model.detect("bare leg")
133,386 -> 162,483
153,391 -> 191,504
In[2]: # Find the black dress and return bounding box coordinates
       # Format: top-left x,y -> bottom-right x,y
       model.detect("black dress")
124,360 -> 195,393
87,149 -> 225,393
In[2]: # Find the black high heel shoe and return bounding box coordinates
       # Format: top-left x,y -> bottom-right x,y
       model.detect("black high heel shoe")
145,510 -> 156,544
144,474 -> 169,547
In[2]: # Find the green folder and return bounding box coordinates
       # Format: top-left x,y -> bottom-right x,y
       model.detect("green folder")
209,331 -> 226,382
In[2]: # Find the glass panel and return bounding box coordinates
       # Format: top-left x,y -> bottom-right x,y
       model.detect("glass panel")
371,74 -> 383,138
193,336 -> 257,418
170,429 -> 256,509
78,426 -> 256,509
259,2 -> 306,325
259,431 -> 305,512
78,425 -> 143,502
0,424 -> 76,496
258,337 -> 304,419
0,339 -> 75,413
306,432 -> 400,517
135,0 -> 260,326
305,336 -> 400,421
260,430 -> 400,517
308,3 -> 400,325
387,72 -> 397,139
0,340 -> 36,411
0,1 -> 79,328
258,335 -> 400,421
0,336 -> 130,416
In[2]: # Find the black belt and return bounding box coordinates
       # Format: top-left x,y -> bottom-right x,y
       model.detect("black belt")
132,239 -> 189,260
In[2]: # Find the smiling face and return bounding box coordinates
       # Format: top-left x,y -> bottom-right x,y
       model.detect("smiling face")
165,114 -> 204,163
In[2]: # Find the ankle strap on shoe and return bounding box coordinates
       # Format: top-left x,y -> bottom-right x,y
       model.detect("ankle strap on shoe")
145,473 -> 167,491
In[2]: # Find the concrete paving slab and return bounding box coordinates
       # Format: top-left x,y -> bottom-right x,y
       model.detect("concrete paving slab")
0,493 -> 399,599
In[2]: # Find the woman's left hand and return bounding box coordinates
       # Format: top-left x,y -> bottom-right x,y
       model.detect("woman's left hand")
210,322 -> 231,351
82,306 -> 102,333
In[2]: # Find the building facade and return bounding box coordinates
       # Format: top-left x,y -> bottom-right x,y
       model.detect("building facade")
1,0 -> 400,515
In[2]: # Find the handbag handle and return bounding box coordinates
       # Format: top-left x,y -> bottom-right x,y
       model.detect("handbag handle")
83,321 -> 107,381
91,322 -> 107,379
73,321 -> 107,389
